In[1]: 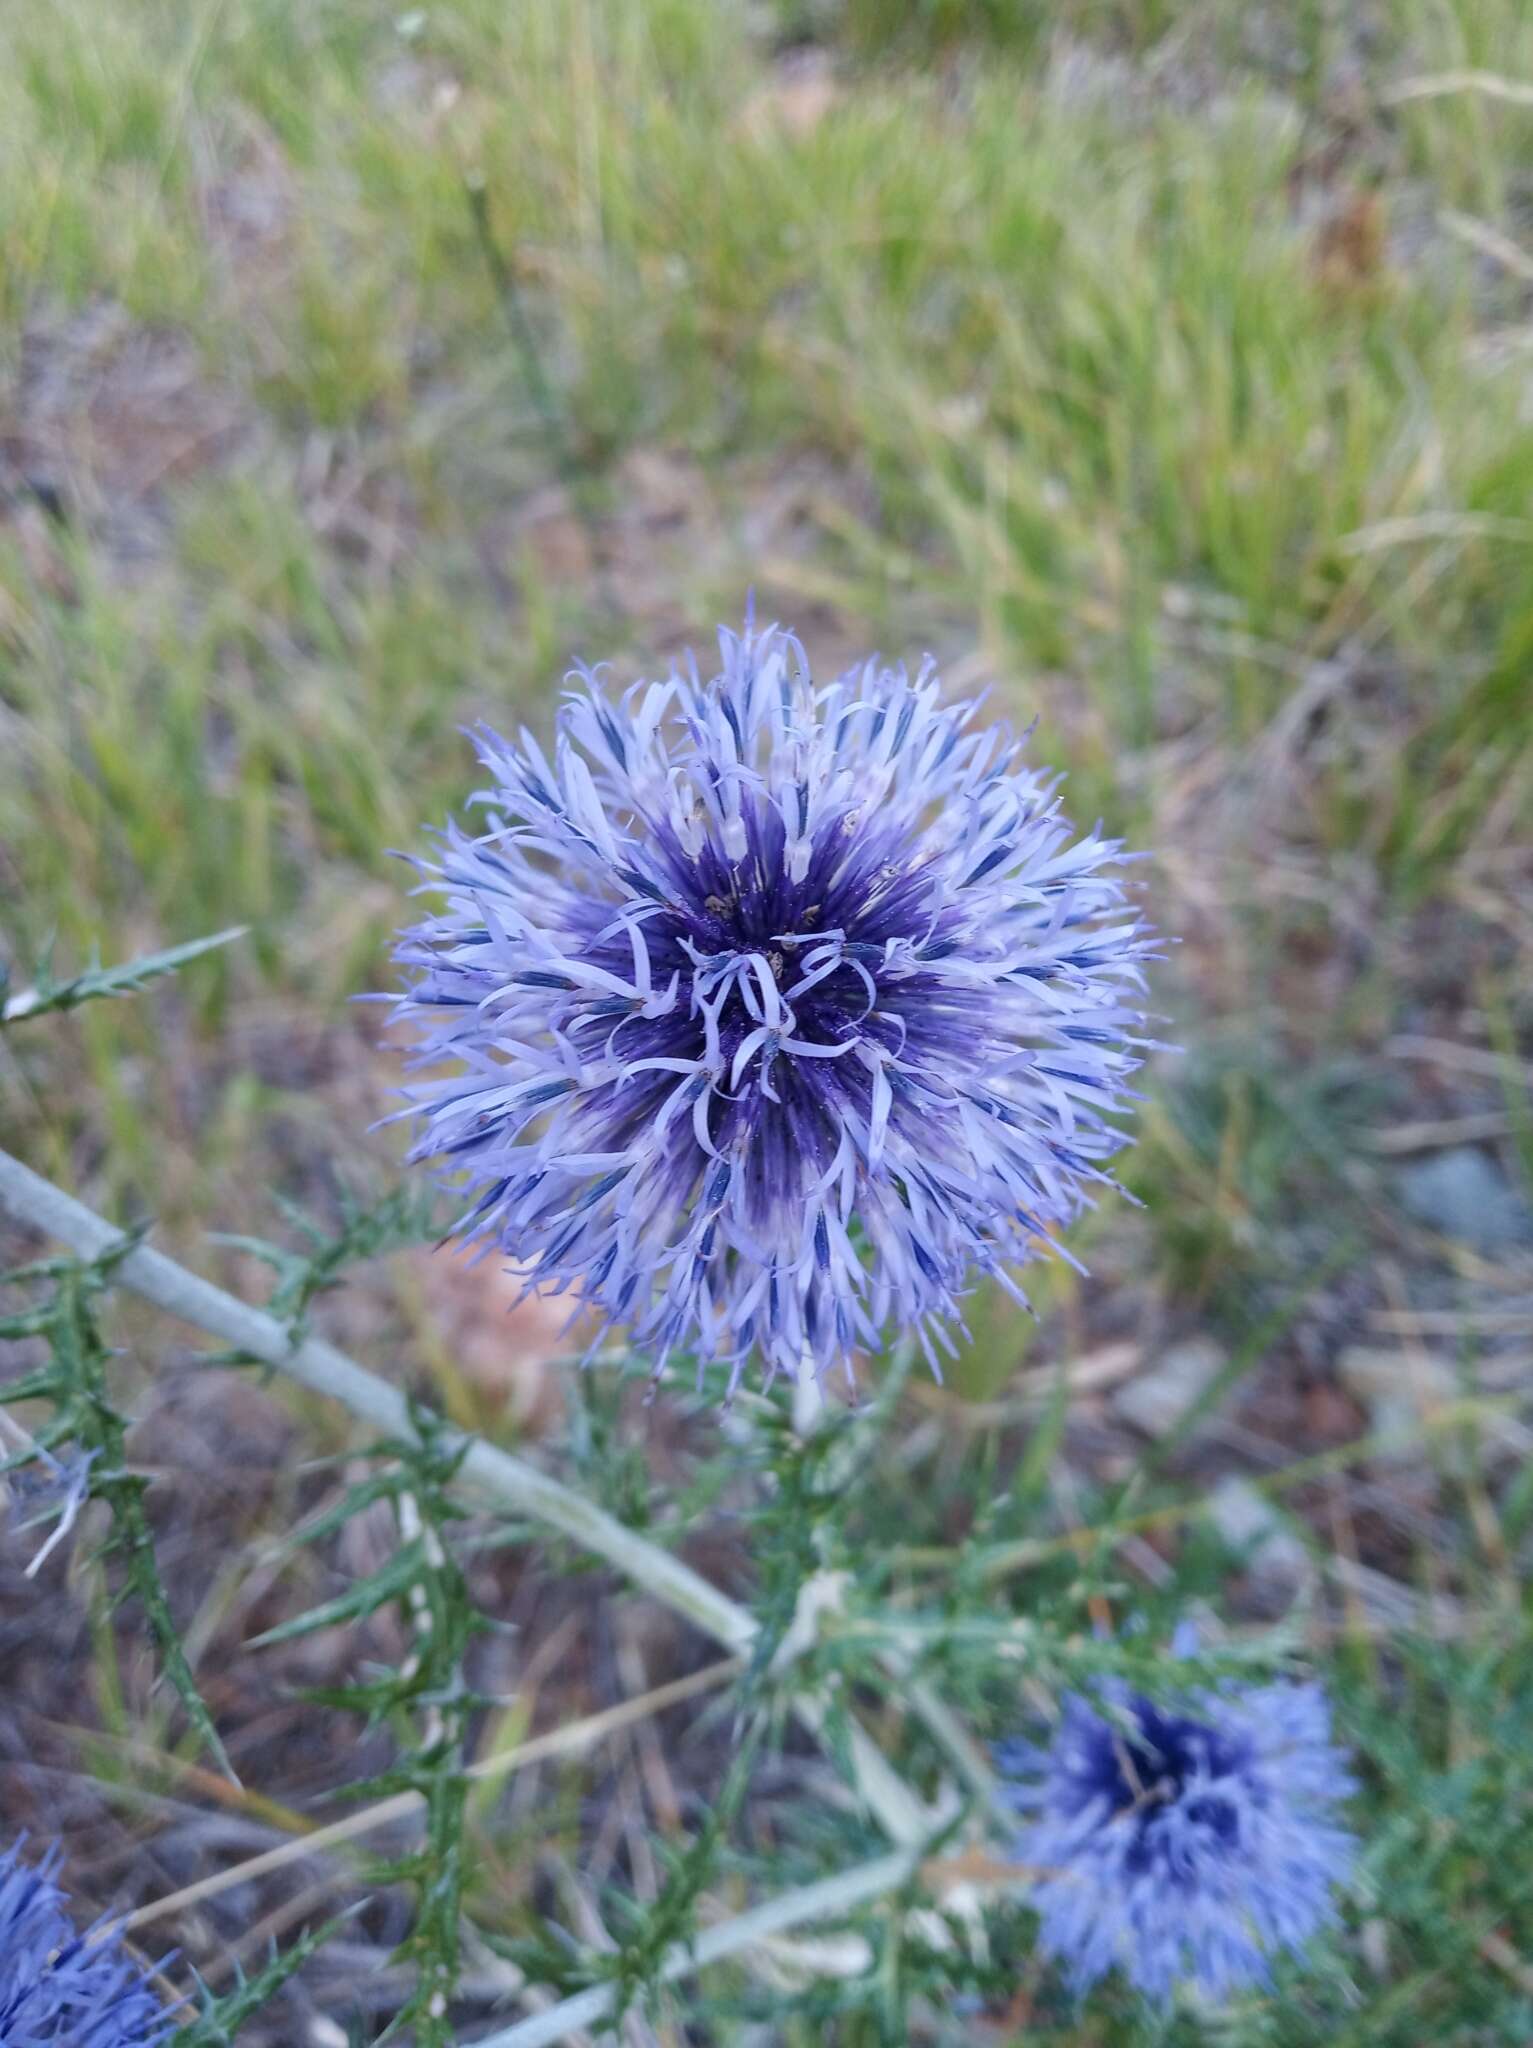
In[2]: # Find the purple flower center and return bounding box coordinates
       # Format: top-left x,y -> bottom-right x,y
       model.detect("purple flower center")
568,801 -> 953,1155
1079,1701 -> 1253,1873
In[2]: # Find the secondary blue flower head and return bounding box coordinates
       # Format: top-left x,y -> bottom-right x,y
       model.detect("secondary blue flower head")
0,1836 -> 174,2046
390,615 -> 1153,1394
1000,1649 -> 1356,2005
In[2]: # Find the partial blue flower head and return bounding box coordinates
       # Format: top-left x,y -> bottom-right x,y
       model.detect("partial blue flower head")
4,1443 -> 96,1578
1000,1653 -> 1356,2005
390,616 -> 1153,1394
0,1836 -> 174,2046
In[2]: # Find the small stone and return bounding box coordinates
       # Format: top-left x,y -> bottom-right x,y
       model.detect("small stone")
1206,1476 -> 1312,1597
1397,1146 -> 1532,1253
1339,1344 -> 1530,1474
1112,1337 -> 1226,1438
1338,1345 -> 1464,1448
1338,1346 -> 1456,1406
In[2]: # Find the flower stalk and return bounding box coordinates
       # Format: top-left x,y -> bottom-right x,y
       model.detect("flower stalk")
0,1144 -> 933,1849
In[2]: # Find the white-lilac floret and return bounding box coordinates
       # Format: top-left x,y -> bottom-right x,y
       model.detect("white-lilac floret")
999,1653 -> 1356,2005
4,1443 -> 96,1578
389,616 -> 1154,1394
0,1835 -> 174,2047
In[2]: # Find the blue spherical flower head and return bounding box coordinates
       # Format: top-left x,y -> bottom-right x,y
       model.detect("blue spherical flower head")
0,1836 -> 174,2046
1001,1656 -> 1356,2005
390,616 -> 1153,1396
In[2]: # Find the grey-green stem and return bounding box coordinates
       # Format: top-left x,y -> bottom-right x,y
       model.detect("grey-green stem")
465,1848 -> 921,2048
0,1146 -> 933,1848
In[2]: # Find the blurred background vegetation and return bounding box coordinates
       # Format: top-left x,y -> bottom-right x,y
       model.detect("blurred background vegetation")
3,0 -> 1531,1293
1,1 -> 1532,2040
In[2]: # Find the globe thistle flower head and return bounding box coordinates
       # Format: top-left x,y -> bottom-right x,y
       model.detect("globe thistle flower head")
0,1835 -> 174,2046
999,1652 -> 1356,2005
390,615 -> 1154,1396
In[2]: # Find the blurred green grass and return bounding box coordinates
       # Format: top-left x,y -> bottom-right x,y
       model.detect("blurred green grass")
1,0 -> 1530,1276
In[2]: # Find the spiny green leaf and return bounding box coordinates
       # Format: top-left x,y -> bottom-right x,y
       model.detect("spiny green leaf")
170,1912 -> 352,2047
245,1542 -> 428,1646
210,1182 -> 444,1333
1,1264 -> 239,1783
1,926 -> 246,1026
